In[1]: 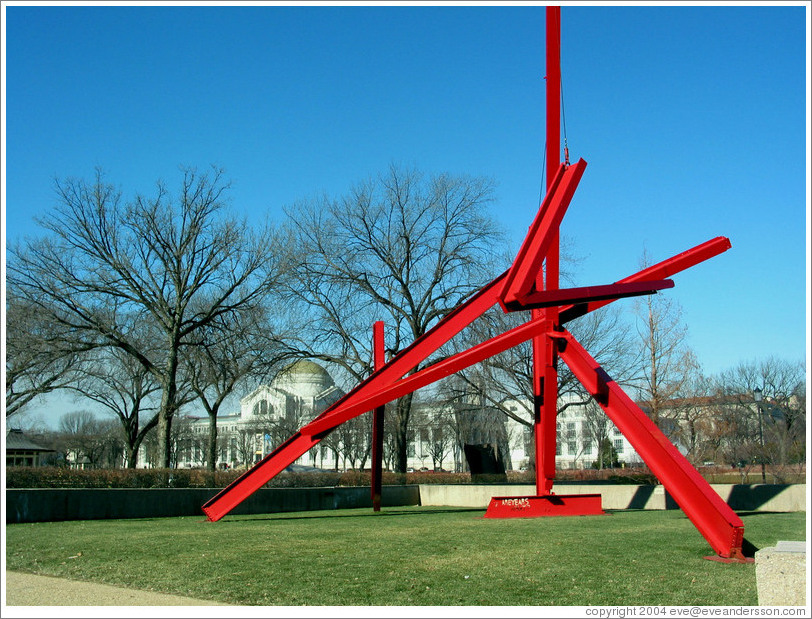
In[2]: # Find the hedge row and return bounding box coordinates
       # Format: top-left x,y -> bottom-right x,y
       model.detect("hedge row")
5,466 -> 657,489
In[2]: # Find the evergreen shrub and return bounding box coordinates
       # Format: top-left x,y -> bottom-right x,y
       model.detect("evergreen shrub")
8,466 -> 662,488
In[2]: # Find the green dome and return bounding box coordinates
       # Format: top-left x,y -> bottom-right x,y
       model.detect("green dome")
284,359 -> 331,378
273,360 -> 335,397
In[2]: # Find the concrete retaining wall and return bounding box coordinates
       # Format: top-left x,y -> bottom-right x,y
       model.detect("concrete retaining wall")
5,485 -> 421,524
6,483 -> 804,523
418,483 -> 807,512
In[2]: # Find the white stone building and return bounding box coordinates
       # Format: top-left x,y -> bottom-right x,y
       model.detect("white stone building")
499,396 -> 642,471
172,360 -> 344,470
167,360 -> 642,473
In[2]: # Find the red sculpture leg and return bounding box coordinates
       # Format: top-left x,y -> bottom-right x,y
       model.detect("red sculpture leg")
533,312 -> 558,496
554,328 -> 750,561
202,273 -> 507,521
534,5 -> 563,499
371,321 -> 385,512
202,431 -> 319,522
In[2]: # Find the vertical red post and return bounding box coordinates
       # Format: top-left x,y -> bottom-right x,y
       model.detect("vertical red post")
533,5 -> 561,495
371,320 -> 385,511
545,5 -> 561,290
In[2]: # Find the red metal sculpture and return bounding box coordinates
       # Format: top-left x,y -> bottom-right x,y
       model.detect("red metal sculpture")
202,6 -> 750,562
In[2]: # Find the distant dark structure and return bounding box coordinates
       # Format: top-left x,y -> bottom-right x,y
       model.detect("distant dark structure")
6,429 -> 55,467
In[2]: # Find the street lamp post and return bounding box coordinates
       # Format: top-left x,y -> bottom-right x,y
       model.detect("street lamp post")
753,387 -> 766,483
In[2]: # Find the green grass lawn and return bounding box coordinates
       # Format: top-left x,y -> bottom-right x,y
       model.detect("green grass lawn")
5,507 -> 806,606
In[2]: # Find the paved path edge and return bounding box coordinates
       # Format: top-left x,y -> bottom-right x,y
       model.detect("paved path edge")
4,570 -> 231,606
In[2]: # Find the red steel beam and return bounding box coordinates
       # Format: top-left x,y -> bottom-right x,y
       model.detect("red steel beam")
533,312 -> 557,495
554,328 -> 747,560
499,159 -> 587,308
558,237 -> 732,323
503,279 -> 674,311
202,430 -> 318,522
202,272 -> 508,521
371,321 -> 385,512
536,4 -> 563,496
545,4 -> 562,295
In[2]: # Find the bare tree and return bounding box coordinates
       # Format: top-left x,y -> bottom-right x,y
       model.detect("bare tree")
416,403 -> 457,471
333,413 -> 372,471
68,346 -> 162,468
7,167 -> 287,467
581,400 -> 612,469
57,410 -> 121,468
446,300 -> 637,430
666,359 -> 719,465
230,426 -> 260,469
715,357 -> 806,481
185,306 -> 291,471
168,414 -> 198,469
633,250 -> 695,428
282,165 -> 502,472
5,291 -> 87,417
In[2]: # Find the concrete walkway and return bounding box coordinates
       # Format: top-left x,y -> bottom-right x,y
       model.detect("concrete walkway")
4,571 -> 231,606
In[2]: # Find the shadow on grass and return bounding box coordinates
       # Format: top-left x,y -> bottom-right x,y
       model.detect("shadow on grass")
742,538 -> 760,558
219,507 -> 485,523
735,510 -> 795,518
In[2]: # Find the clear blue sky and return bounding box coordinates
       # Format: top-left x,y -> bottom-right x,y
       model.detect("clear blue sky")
3,2 -> 809,387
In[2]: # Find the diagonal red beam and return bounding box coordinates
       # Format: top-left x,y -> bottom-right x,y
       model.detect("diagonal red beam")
559,236 -> 732,323
202,431 -> 317,522
502,279 -> 673,311
202,272 -> 508,521
554,328 -> 747,560
302,314 -> 549,437
499,158 -> 587,308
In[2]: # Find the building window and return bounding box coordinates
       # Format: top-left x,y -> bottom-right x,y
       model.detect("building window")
567,441 -> 577,455
613,427 -> 622,436
582,441 -> 592,455
614,439 -> 624,453
253,400 -> 269,417
7,452 -> 38,467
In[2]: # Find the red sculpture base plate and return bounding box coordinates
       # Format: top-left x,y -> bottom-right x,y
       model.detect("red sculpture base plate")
483,494 -> 604,518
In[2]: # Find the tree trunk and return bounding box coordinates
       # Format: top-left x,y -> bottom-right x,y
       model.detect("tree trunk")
207,412 -> 218,472
393,393 -> 413,473
156,340 -> 180,468
124,420 -> 139,468
156,386 -> 177,469
126,433 -> 146,469
648,305 -> 660,427
126,446 -> 138,468
156,412 -> 170,468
